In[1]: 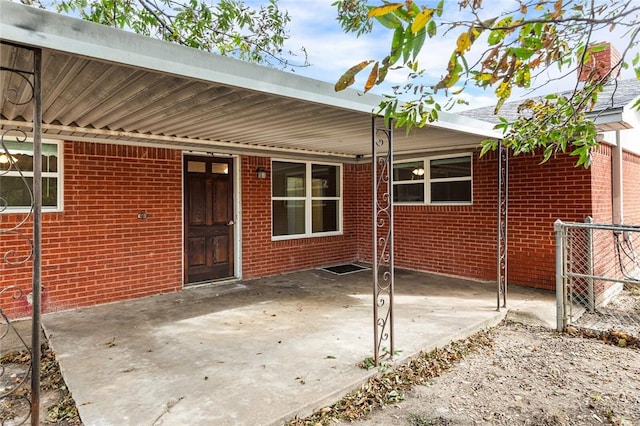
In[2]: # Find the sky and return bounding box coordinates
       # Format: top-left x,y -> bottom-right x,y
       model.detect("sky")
39,0 -> 637,113
244,0 -> 637,112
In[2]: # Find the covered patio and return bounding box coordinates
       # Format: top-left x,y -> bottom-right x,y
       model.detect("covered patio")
1,4 -> 520,424
42,268 -> 554,425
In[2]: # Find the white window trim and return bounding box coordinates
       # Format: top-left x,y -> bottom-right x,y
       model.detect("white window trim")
271,159 -> 343,240
394,153 -> 473,206
1,138 -> 63,213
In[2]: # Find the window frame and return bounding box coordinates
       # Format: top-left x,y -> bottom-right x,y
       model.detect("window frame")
271,159 -> 343,240
0,138 -> 63,213
393,153 -> 473,206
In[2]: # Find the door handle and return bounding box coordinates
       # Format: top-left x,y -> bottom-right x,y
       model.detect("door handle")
226,220 -> 235,226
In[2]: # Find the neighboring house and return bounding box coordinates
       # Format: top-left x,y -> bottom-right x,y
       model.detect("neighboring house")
1,3 -> 639,317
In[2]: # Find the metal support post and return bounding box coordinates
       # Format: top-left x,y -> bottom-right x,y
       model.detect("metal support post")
0,42 -> 42,425
496,142 -> 508,310
555,219 -> 566,331
584,216 -> 595,312
30,47 -> 43,426
371,116 -> 394,366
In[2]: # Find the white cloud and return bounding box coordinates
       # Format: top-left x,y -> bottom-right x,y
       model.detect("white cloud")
246,0 -> 638,109
273,0 -> 390,83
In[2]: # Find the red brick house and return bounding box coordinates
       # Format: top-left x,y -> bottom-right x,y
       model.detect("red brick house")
1,3 -> 639,318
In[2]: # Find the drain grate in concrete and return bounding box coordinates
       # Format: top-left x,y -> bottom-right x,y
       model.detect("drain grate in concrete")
320,263 -> 369,275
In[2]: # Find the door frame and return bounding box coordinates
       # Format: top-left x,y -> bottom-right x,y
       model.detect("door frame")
181,152 -> 242,286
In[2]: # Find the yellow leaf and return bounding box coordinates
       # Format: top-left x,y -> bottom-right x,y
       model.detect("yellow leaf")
364,62 -> 379,93
410,8 -> 434,33
334,60 -> 374,92
496,81 -> 511,99
367,3 -> 403,18
456,33 -> 471,53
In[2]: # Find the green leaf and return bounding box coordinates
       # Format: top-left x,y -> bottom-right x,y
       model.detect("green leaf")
543,145 -> 554,163
407,1 -> 421,15
494,96 -> 506,114
509,47 -> 535,60
412,28 -> 426,59
480,139 -> 498,157
374,12 -> 403,29
487,17 -> 512,45
427,20 -> 437,38
389,26 -> 405,65
402,25 -> 413,64
589,43 -> 609,53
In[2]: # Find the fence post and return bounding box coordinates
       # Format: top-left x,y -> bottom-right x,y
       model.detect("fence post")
585,216 -> 595,312
554,219 -> 566,331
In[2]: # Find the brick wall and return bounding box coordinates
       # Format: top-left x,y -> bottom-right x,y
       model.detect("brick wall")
355,149 -> 594,290
4,140 -> 627,317
1,141 -> 183,317
623,150 -> 640,224
240,156 -> 358,278
356,151 -> 497,281
578,42 -> 622,83
591,144 -> 613,223
507,150 -> 593,289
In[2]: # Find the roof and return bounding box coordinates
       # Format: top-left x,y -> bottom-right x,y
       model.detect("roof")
459,79 -> 640,132
0,1 -> 500,160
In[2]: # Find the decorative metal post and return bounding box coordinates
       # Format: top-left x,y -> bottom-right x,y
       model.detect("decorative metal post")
496,141 -> 508,310
371,116 -> 394,366
0,43 -> 42,425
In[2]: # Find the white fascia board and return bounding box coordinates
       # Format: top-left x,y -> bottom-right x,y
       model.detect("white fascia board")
426,110 -> 502,139
0,1 -> 499,139
0,1 -> 380,113
590,95 -> 640,131
592,109 -> 633,131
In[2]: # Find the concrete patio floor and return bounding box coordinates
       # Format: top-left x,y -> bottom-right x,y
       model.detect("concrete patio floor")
42,268 -> 556,426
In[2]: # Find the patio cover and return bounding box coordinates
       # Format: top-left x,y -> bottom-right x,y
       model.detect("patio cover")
0,1 -> 499,159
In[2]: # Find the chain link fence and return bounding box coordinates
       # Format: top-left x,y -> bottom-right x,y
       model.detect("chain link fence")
555,218 -> 640,338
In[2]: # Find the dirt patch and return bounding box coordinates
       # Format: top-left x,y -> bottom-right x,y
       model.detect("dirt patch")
0,341 -> 82,425
351,322 -> 639,425
289,321 -> 640,426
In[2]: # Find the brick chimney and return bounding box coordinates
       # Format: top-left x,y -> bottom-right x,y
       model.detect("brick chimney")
578,42 -> 622,83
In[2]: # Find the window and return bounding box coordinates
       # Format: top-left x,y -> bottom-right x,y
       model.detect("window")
0,139 -> 62,212
272,160 -> 341,238
393,154 -> 472,205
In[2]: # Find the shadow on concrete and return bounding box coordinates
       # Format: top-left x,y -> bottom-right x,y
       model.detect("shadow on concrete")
40,268 -> 555,425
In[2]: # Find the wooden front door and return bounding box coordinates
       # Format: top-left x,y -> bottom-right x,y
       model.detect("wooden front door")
184,156 -> 234,283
